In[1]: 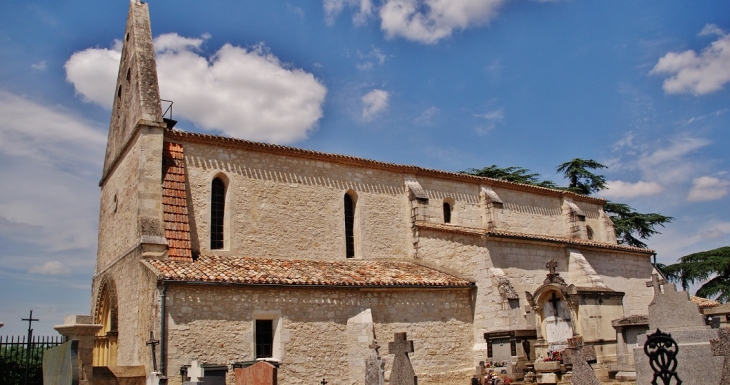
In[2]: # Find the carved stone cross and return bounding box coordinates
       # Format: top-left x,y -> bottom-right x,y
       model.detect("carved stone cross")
563,336 -> 600,385
546,259 -> 558,275
711,328 -> 730,385
388,332 -> 417,385
146,331 -> 160,372
645,273 -> 667,295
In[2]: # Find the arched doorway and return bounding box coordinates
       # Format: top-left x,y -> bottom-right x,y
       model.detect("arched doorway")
93,276 -> 118,366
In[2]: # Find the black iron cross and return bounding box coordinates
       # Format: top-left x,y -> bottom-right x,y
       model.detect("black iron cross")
146,331 -> 160,372
22,310 -> 39,385
22,310 -> 39,334
320,378 -> 328,385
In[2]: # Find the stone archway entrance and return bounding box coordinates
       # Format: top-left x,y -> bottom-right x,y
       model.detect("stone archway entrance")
93,276 -> 118,366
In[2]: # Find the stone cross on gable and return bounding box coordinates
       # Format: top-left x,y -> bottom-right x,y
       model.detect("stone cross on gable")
563,336 -> 600,385
546,259 -> 558,275
388,333 -> 417,385
711,328 -> 730,385
645,273 -> 667,296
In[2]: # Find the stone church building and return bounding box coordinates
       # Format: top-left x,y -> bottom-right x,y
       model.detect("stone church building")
89,2 -> 656,384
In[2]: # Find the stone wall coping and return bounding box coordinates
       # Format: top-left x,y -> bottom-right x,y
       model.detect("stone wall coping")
415,221 -> 654,254
164,129 -> 607,205
53,323 -> 103,338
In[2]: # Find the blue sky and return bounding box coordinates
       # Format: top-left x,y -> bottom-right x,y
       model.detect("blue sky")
0,0 -> 728,336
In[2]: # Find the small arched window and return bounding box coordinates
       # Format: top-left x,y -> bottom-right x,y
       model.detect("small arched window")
443,202 -> 452,223
210,177 -> 225,250
344,193 -> 355,258
586,226 -> 594,241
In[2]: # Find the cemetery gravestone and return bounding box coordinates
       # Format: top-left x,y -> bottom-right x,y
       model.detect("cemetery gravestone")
388,333 -> 417,385
562,336 -> 600,385
365,340 -> 385,385
43,340 -> 80,385
634,274 -> 724,385
185,360 -> 204,385
711,328 -> 730,385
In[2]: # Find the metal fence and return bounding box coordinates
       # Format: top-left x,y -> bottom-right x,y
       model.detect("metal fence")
0,335 -> 63,385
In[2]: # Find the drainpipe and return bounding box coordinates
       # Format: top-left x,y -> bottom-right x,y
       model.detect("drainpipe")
159,282 -> 168,382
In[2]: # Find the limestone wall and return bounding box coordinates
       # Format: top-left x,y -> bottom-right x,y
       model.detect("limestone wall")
583,250 -> 655,316
418,177 -> 482,227
97,135 -> 141,271
179,140 -> 410,259
161,284 -> 474,385
492,187 -> 566,237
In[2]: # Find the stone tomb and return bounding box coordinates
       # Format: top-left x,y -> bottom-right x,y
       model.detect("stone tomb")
610,315 -> 649,381
634,274 -> 724,385
388,333 -> 417,385
43,340 -> 79,385
234,361 -> 277,385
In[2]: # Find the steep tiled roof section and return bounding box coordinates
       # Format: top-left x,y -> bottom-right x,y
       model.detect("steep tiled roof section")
162,142 -> 193,262
143,255 -> 474,287
690,295 -> 720,308
165,129 -> 605,204
415,221 -> 654,254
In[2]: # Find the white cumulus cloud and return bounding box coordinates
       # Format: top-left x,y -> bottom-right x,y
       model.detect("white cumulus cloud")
361,89 -> 389,120
29,261 -> 72,276
379,0 -> 507,44
65,33 -> 327,144
602,180 -> 665,199
650,24 -> 730,95
688,176 -> 730,201
325,0 -> 507,44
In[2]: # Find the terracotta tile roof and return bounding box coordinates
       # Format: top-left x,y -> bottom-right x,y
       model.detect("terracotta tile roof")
164,129 -> 605,204
415,221 -> 654,254
143,255 -> 474,287
162,142 -> 193,262
690,295 -> 720,308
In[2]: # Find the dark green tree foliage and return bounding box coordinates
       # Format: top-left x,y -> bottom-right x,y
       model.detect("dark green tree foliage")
556,158 -> 607,195
661,247 -> 730,303
464,165 -> 559,188
463,159 -> 673,248
603,202 -> 672,248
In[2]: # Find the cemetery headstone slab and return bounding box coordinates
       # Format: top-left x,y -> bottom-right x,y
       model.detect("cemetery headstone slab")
365,340 -> 385,385
43,340 -> 79,385
562,336 -> 600,385
711,327 -> 730,385
634,276 -> 724,385
388,332 -> 417,385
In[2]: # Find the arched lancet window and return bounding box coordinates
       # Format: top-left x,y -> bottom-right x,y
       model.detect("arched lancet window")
344,193 -> 355,258
586,226 -> 594,240
443,197 -> 454,224
211,177 -> 226,250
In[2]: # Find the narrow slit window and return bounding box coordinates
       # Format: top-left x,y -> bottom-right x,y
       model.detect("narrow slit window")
344,193 -> 355,258
255,319 -> 273,359
210,177 -> 225,250
443,202 -> 452,223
